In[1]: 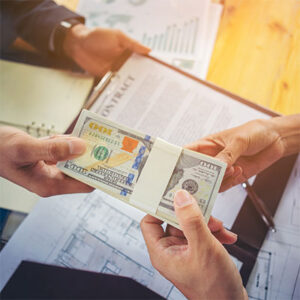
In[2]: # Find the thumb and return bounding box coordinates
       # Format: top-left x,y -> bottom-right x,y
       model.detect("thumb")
23,136 -> 86,163
174,190 -> 211,250
215,140 -> 246,167
119,32 -> 151,54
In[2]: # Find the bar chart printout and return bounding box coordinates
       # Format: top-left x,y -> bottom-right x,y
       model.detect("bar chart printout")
77,0 -> 223,78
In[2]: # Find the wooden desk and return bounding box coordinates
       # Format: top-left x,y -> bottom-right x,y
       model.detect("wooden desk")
208,0 -> 300,115
58,0 -> 300,115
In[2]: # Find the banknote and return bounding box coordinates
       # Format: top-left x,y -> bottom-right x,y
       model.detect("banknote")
157,149 -> 225,224
57,109 -> 226,228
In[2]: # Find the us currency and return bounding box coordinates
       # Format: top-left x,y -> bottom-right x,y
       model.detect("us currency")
57,109 -> 226,228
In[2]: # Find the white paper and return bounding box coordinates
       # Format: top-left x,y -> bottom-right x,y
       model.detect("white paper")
77,0 -> 222,78
91,54 -> 270,229
246,155 -> 300,300
198,3 -> 223,79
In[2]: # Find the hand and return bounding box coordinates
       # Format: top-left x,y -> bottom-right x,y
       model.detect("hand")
63,24 -> 151,76
141,190 -> 247,300
186,114 -> 300,191
0,127 -> 93,197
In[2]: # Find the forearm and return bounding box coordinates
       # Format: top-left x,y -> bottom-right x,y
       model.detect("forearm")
183,282 -> 248,300
270,114 -> 300,157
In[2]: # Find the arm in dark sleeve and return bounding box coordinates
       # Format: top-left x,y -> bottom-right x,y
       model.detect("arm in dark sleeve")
1,0 -> 84,54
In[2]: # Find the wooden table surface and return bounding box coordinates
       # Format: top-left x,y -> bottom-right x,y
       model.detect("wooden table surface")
208,0 -> 300,115
58,0 -> 300,115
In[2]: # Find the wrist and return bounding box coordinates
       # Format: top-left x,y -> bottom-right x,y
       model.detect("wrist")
176,282 -> 247,300
269,114 -> 300,157
62,23 -> 87,59
183,287 -> 247,300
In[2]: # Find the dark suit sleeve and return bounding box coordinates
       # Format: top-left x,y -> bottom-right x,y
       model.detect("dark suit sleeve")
1,0 -> 84,54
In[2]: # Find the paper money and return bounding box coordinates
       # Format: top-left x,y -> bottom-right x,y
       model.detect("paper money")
57,110 -> 226,228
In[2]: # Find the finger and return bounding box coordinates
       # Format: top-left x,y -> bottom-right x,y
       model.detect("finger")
208,216 -> 237,244
234,141 -> 285,180
224,166 -> 235,179
13,135 -> 84,165
174,190 -> 211,250
130,41 -> 151,54
39,135 -> 81,164
213,228 -> 237,244
185,138 -> 222,156
166,225 -> 185,238
218,134 -> 287,189
185,140 -> 234,177
44,176 -> 94,197
207,216 -> 224,232
219,166 -> 243,192
140,215 -> 165,253
28,136 -> 86,163
20,162 -> 94,197
215,140 -> 247,168
71,46 -> 112,76
118,31 -> 151,54
80,58 -> 111,77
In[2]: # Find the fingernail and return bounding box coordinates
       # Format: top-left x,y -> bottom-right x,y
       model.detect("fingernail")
225,166 -> 234,176
174,190 -> 193,207
68,139 -> 86,155
227,230 -> 238,239
232,166 -> 242,178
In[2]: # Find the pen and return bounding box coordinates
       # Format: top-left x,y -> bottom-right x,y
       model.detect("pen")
85,71 -> 114,109
242,180 -> 277,232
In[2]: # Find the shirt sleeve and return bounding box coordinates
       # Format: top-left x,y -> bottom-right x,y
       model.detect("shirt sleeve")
2,0 -> 85,54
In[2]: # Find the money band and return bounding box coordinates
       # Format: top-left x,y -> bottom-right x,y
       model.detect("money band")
130,138 -> 182,214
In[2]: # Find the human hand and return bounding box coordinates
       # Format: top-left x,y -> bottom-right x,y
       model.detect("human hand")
63,24 -> 150,76
186,115 -> 300,191
141,190 -> 247,300
0,127 -> 93,197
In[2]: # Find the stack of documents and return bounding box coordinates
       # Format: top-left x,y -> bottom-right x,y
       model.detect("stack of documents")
77,0 -> 223,79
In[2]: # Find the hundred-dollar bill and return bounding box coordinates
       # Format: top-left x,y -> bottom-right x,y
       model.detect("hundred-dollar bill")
57,109 -> 226,228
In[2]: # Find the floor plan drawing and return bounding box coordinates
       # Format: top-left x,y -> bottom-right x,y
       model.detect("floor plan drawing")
247,249 -> 272,300
247,155 -> 300,300
43,192 -> 185,299
52,195 -> 158,288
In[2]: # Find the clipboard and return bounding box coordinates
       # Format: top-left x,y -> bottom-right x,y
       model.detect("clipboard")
67,50 -> 279,133
66,50 -> 297,285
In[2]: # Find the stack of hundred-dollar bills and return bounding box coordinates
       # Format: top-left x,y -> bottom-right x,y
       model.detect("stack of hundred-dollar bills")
57,110 -> 226,228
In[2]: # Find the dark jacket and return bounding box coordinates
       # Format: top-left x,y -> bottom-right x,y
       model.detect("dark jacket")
0,0 -> 84,54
